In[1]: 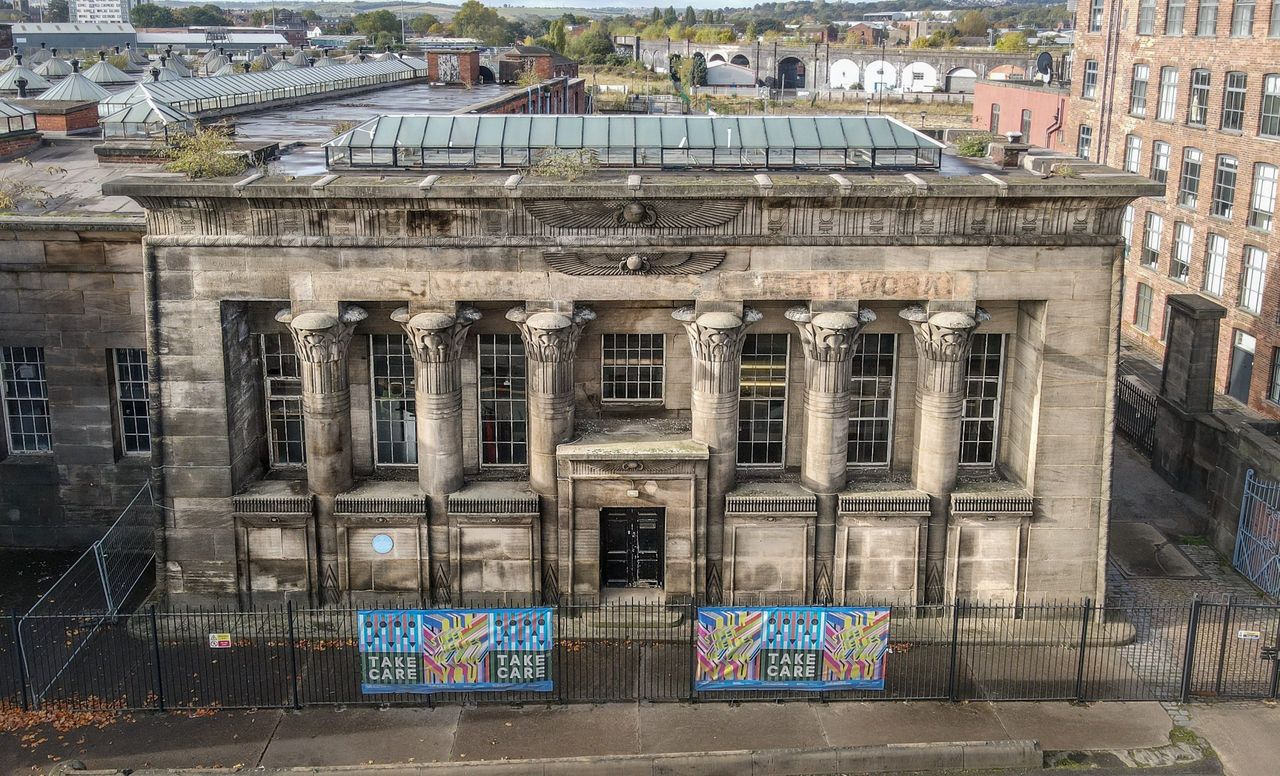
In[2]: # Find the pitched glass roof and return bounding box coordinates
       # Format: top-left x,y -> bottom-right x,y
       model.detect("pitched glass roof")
100,59 -> 423,117
324,114 -> 944,171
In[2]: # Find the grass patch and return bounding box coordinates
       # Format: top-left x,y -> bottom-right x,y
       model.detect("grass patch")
1177,534 -> 1211,546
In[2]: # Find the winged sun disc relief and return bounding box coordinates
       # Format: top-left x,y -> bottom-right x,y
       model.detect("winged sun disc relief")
544,251 -> 726,276
523,199 -> 746,230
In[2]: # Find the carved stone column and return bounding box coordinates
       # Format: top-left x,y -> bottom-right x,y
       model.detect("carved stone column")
674,305 -> 761,603
507,304 -> 595,601
276,304 -> 367,604
899,304 -> 985,605
787,306 -> 875,604
393,305 -> 480,604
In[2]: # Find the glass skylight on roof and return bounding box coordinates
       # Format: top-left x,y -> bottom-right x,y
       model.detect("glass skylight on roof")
324,115 -> 944,171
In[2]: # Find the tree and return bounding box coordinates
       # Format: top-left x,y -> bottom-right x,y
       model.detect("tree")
566,21 -> 614,64
663,6 -> 678,25
177,5 -> 232,26
131,4 -> 179,26
690,51 -> 707,86
354,9 -> 400,37
954,10 -> 991,38
537,19 -> 567,52
994,31 -> 1030,52
745,21 -> 758,39
684,5 -> 696,25
650,7 -> 661,22
409,13 -> 440,37
449,0 -> 515,46
46,0 -> 68,22
301,10 -> 321,24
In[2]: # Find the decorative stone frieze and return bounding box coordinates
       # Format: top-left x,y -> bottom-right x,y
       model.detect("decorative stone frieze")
543,250 -> 725,276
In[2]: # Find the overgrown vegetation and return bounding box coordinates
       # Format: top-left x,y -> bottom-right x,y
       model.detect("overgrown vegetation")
955,133 -> 997,158
163,127 -> 248,180
529,149 -> 600,182
331,120 -> 360,137
0,159 -> 66,212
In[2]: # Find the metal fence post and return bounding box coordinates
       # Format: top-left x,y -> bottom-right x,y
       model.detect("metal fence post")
1180,596 -> 1203,704
687,600 -> 698,703
149,605 -> 165,711
286,601 -> 301,710
1213,595 -> 1235,696
1074,598 -> 1092,702
947,599 -> 961,702
94,541 -> 115,615
10,609 -> 30,711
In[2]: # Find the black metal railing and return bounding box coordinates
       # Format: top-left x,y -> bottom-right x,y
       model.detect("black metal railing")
1116,379 -> 1158,456
4,597 -> 1278,713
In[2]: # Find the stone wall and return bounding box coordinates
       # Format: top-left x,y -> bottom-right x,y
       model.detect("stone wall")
0,219 -> 149,548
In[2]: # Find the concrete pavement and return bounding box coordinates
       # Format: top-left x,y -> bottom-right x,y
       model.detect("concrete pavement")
1182,702 -> 1280,776
1,700 -> 1176,773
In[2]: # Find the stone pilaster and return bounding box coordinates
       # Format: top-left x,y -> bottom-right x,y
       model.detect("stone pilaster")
276,304 -> 367,605
674,305 -> 761,603
507,304 -> 595,601
393,305 -> 480,605
899,303 -> 985,605
787,305 -> 875,604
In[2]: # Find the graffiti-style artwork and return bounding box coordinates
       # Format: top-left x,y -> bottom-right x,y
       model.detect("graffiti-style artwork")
694,607 -> 890,691
437,54 -> 461,83
358,608 -> 553,694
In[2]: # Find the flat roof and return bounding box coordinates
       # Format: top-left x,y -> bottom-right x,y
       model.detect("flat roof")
324,115 -> 947,172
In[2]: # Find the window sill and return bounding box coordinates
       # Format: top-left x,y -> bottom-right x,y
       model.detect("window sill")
1185,123 -> 1207,131
1219,128 -> 1244,136
1247,225 -> 1274,237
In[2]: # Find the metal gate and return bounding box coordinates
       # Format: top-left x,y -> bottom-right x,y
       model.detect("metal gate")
1184,599 -> 1280,700
1234,469 -> 1280,597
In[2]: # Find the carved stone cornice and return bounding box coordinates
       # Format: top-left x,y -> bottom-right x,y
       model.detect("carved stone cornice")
787,306 -> 876,396
392,306 -> 480,396
899,304 -> 989,395
523,199 -> 746,230
276,305 -> 367,401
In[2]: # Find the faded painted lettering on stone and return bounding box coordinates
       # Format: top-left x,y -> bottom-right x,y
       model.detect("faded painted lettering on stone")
856,274 -> 953,298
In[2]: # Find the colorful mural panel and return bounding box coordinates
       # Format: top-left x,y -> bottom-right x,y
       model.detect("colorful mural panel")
358,608 -> 553,694
694,607 -> 890,691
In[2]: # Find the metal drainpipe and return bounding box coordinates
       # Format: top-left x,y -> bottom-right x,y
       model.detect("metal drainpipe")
143,240 -> 170,605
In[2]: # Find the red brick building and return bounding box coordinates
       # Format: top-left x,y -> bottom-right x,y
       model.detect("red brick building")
972,79 -> 1072,151
1069,0 -> 1280,415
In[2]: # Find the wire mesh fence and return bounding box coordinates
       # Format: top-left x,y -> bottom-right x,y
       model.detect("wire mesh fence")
5,596 -> 1278,712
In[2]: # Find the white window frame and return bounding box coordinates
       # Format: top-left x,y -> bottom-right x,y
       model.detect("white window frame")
1152,140 -> 1171,184
1122,205 -> 1135,259
1240,246 -> 1269,314
1143,211 -> 1165,267
261,333 -> 305,468
1198,0 -> 1220,34
1,346 -> 51,455
1203,233 -> 1228,296
1171,222 -> 1194,281
1168,0 -> 1188,32
1211,154 -> 1238,218
1158,67 -> 1179,120
1249,163 -> 1278,231
1138,0 -> 1157,32
1232,0 -> 1256,35
477,332 -> 529,468
1262,74 -> 1280,137
1090,0 -> 1105,30
1124,135 -> 1142,173
112,347 -> 150,455
1082,60 -> 1099,98
1188,69 -> 1211,126
1130,64 -> 1151,116
1135,283 -> 1155,331
370,334 -> 417,467
1179,147 -> 1203,207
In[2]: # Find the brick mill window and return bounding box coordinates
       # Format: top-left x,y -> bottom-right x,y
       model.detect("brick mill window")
1,346 -> 50,454
1272,0 -> 1280,34
1250,163 -> 1278,231
959,334 -> 1004,467
738,333 -> 789,467
1143,211 -> 1165,266
1167,0 -> 1188,32
1152,141 -> 1171,184
848,333 -> 896,466
112,348 -> 150,455
1158,67 -> 1179,120
1178,147 -> 1203,207
1260,74 -> 1280,136
1198,0 -> 1220,34
1240,246 -> 1269,313
1203,234 -> 1229,295
1171,222 -> 1194,281
1231,0 -> 1256,35
261,333 -> 304,467
1090,0 -> 1105,30
601,333 -> 665,402
1135,283 -> 1155,331
1188,69 -> 1211,125
1077,125 -> 1093,160
989,103 -> 1000,133
1130,64 -> 1151,116
1269,349 -> 1280,403
1138,0 -> 1157,32
1211,155 -> 1238,218
1124,135 -> 1142,173
1222,72 -> 1247,130
1122,205 -> 1135,259
478,333 -> 528,467
1083,60 -> 1099,97
370,334 -> 416,466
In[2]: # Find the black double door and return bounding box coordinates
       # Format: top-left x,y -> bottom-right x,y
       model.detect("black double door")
601,507 -> 664,589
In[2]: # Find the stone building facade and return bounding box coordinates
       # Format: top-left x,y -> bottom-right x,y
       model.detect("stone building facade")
97,159 -> 1157,608
1069,0 -> 1280,416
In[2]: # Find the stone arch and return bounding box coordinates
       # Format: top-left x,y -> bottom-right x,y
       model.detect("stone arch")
864,60 -> 897,93
829,58 -> 859,89
730,53 -> 749,67
709,53 -> 725,63
944,66 -> 978,93
777,55 -> 805,89
477,65 -> 495,84
900,61 -> 939,92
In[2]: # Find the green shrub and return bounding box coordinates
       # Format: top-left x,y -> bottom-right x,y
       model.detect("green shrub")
955,133 -> 997,158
